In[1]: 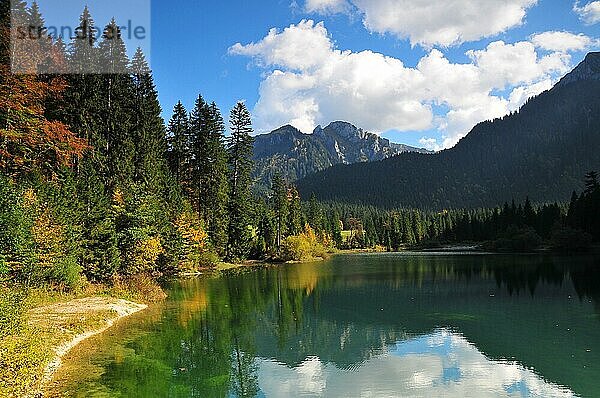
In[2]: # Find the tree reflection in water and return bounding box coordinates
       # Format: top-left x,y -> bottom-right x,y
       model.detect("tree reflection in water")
56,254 -> 600,397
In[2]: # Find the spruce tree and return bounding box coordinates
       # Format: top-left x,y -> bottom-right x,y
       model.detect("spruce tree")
330,209 -> 343,248
130,48 -> 167,190
307,193 -> 323,232
65,7 -> 101,171
271,173 -> 288,246
28,0 -> 51,68
205,103 -> 230,254
189,94 -> 210,212
68,6 -> 99,74
97,19 -> 134,187
167,101 -> 191,186
226,102 -> 255,261
287,186 -> 302,236
27,1 -> 50,59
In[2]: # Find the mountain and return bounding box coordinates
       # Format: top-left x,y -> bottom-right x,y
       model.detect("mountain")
252,121 -> 430,192
297,52 -> 600,210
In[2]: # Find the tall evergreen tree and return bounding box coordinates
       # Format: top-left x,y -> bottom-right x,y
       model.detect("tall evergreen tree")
130,48 -> 167,190
167,101 -> 191,185
189,94 -> 210,212
65,7 -> 101,175
226,102 -> 255,261
330,209 -> 343,247
271,173 -> 288,247
69,6 -> 97,72
204,103 -> 230,253
287,186 -> 302,236
97,19 -> 134,186
27,1 -> 49,57
307,193 -> 323,232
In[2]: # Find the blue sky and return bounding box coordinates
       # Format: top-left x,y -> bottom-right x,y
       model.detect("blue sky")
37,0 -> 600,149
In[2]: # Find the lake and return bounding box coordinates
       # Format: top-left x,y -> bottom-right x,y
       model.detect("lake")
51,253 -> 600,397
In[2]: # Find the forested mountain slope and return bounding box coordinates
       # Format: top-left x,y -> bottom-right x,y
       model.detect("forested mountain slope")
297,52 -> 600,210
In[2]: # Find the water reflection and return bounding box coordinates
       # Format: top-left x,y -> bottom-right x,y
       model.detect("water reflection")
258,330 -> 575,398
53,254 -> 600,397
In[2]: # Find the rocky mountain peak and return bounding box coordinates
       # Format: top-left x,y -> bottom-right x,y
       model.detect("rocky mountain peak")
556,52 -> 600,88
252,121 -> 430,192
319,121 -> 368,140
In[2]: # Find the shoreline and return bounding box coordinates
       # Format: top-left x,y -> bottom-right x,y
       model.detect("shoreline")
28,297 -> 147,398
19,250 -> 597,396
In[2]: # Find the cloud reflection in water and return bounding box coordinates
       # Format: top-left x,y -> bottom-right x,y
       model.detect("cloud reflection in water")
257,329 -> 576,398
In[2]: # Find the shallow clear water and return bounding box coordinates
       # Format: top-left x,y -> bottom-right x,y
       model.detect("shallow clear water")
52,253 -> 600,397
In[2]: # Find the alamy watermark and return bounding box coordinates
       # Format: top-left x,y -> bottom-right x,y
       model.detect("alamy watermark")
10,0 -> 151,74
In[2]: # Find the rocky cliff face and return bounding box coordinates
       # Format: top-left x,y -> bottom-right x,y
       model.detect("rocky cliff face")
252,122 -> 430,192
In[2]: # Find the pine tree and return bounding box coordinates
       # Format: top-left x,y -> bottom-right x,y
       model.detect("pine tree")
205,103 -> 230,254
27,0 -> 51,63
271,173 -> 288,247
130,48 -> 167,190
65,7 -> 102,177
28,0 -> 52,69
68,6 -> 98,74
255,201 -> 276,256
167,102 -> 191,186
97,19 -> 134,187
189,94 -> 210,212
226,102 -> 255,261
77,162 -> 120,280
287,186 -> 302,236
330,209 -> 343,248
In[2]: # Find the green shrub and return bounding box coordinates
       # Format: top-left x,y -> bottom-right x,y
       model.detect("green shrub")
0,178 -> 35,279
48,256 -> 82,291
0,255 -> 8,279
0,288 -> 28,338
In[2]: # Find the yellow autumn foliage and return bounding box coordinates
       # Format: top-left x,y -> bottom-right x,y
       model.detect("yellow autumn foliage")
176,211 -> 208,247
22,188 -> 36,208
31,208 -> 64,269
131,236 -> 164,274
280,224 -> 332,262
112,188 -> 125,206
175,211 -> 214,271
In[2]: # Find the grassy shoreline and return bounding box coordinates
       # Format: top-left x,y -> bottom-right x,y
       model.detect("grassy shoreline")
0,283 -> 158,398
36,297 -> 147,397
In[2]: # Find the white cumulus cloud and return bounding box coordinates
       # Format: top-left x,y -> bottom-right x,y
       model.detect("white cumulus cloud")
304,0 -> 538,47
305,0 -> 350,14
531,31 -> 596,52
574,1 -> 600,24
230,21 -> 574,149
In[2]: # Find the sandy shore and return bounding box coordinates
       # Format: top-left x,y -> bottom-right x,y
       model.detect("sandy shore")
26,297 -> 147,397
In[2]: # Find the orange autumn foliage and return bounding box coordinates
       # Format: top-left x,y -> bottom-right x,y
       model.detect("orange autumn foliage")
0,65 -> 88,178
0,19 -> 87,179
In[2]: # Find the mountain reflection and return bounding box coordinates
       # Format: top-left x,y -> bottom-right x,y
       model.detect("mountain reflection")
55,254 -> 600,397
